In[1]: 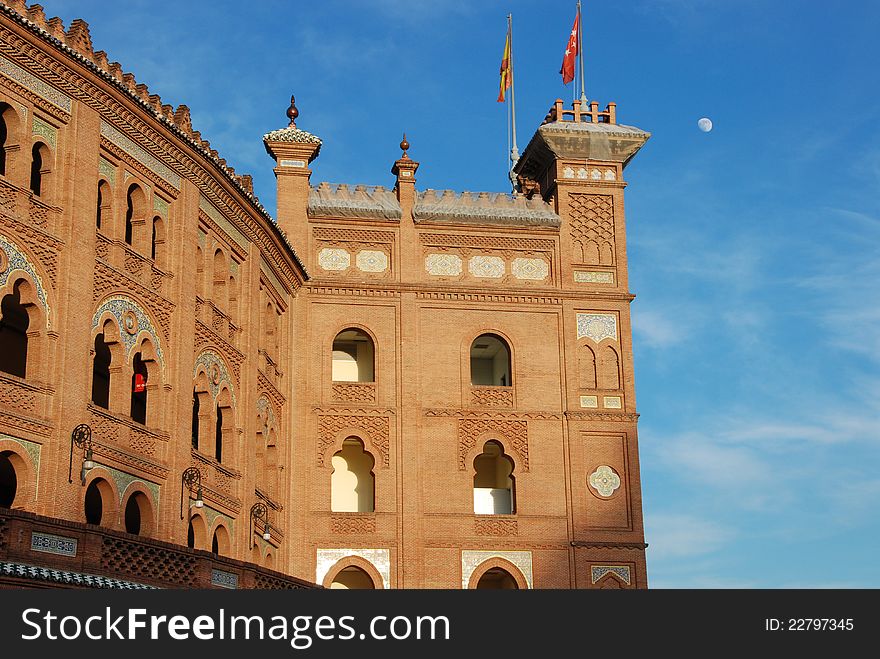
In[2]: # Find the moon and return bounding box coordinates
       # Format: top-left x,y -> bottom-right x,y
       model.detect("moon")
697,117 -> 713,133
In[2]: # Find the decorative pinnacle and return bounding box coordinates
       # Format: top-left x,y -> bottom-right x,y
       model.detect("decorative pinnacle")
286,94 -> 298,128
400,133 -> 410,159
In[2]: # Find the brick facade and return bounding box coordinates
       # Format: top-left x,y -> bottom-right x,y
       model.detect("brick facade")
0,1 -> 649,589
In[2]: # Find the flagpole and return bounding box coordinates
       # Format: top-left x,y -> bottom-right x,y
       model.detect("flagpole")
508,14 -> 519,192
578,0 -> 587,105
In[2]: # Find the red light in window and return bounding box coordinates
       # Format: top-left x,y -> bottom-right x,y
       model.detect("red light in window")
134,373 -> 146,393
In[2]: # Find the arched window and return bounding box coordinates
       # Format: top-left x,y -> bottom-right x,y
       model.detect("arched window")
0,280 -> 29,378
330,566 -> 375,590
0,451 -> 18,507
266,429 -> 279,499
0,106 -> 8,177
124,184 -> 147,248
130,352 -> 148,424
598,346 -> 621,390
192,373 -> 210,452
83,478 -> 115,527
195,245 -> 204,298
578,344 -> 597,389
476,567 -> 519,589
212,248 -> 227,311
470,334 -> 512,386
91,333 -> 112,409
151,215 -> 165,264
123,491 -> 153,536
332,329 -> 374,383
0,107 -> 8,176
212,525 -> 230,556
330,438 -> 375,513
191,390 -> 200,450
29,142 -> 47,197
473,440 -> 515,515
215,403 -> 224,462
96,182 -> 103,229
0,103 -> 21,180
187,515 -> 207,550
96,180 -> 114,233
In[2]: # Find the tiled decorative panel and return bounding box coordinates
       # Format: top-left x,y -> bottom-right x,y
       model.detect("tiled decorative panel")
576,313 -> 617,343
101,121 -> 181,189
591,565 -> 631,585
355,250 -> 388,273
318,248 -> 350,271
0,56 -> 71,111
210,568 -> 238,589
468,255 -> 505,279
574,271 -> 614,284
588,465 -> 621,497
511,257 -> 549,281
31,532 -> 77,557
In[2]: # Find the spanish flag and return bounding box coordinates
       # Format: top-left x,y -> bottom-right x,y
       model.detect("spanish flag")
497,26 -> 512,102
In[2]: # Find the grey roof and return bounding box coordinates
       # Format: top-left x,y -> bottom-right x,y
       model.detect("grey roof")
539,120 -> 650,139
413,190 -> 560,228
263,126 -> 322,145
309,182 -> 402,220
0,561 -> 156,589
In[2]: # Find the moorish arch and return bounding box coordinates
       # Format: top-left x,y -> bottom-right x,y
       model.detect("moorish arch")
91,296 -> 165,425
0,232 -> 51,326
0,439 -> 37,510
91,296 -> 165,369
192,349 -> 237,463
318,552 -> 387,589
0,232 -> 52,379
256,394 -> 280,498
462,550 -> 533,589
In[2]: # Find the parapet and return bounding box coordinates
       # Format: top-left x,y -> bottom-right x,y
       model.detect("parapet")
413,190 -> 560,228
309,182 -> 401,221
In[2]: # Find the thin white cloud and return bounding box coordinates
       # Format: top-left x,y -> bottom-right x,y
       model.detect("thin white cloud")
645,513 -> 735,561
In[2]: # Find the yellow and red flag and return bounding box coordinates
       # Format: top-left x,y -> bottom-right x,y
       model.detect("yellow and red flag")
560,9 -> 579,85
498,27 -> 512,102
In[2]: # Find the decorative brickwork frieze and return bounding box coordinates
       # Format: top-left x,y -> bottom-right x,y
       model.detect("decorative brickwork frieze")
458,418 -> 529,471
317,413 -> 390,468
569,193 -> 615,266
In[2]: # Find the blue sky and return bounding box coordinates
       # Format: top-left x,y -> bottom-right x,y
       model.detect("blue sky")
46,1 -> 880,587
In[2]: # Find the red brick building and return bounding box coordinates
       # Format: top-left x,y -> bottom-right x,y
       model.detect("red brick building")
0,0 -> 649,589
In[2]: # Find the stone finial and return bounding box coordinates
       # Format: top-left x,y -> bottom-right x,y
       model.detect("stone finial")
286,95 -> 298,128
400,133 -> 410,159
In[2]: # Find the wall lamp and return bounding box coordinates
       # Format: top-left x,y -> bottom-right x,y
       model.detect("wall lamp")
250,502 -> 272,548
68,423 -> 95,485
180,466 -> 204,519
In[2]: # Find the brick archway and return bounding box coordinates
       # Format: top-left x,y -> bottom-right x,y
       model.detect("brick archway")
322,555 -> 384,589
467,556 -> 529,590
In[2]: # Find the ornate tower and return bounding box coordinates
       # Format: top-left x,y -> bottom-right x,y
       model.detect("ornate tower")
515,99 -> 651,587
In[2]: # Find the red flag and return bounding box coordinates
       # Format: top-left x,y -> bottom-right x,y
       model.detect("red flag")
498,27 -> 512,102
560,10 -> 579,85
